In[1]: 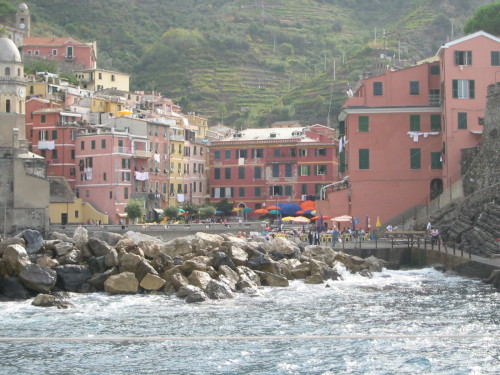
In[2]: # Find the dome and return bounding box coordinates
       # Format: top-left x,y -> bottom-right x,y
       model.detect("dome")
19,3 -> 28,10
0,38 -> 22,63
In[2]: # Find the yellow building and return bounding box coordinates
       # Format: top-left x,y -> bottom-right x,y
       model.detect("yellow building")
75,68 -> 129,92
90,95 -> 125,116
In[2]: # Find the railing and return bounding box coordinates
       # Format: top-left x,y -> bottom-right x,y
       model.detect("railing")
133,149 -> 151,158
114,146 -> 133,155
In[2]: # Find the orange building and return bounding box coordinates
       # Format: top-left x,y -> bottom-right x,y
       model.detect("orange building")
319,31 -> 500,226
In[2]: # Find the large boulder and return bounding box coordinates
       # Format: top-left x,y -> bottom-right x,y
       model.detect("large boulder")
87,238 -> 112,257
21,230 -> 44,254
150,253 -> 174,273
49,232 -> 73,243
88,256 -> 106,275
195,232 -> 224,249
55,265 -> 92,292
212,251 -> 236,271
290,262 -> 311,279
227,245 -> 248,266
123,231 -> 163,245
57,249 -> 82,265
177,285 -> 208,303
0,276 -> 30,299
139,241 -> 162,259
36,255 -> 59,269
91,231 -> 123,247
140,273 -> 166,291
87,267 -> 119,291
218,265 -> 239,292
236,266 -> 261,289
270,237 -> 298,257
3,244 -> 30,275
104,272 -> 139,294
119,252 -> 143,273
0,237 -> 25,257
305,274 -> 324,284
188,270 -> 212,290
168,272 -> 190,291
32,293 -> 74,309
72,226 -> 88,251
181,256 -> 211,274
135,259 -> 158,282
160,237 -> 192,257
255,271 -> 289,287
53,242 -> 74,257
104,248 -> 119,268
205,279 -> 233,299
18,264 -> 57,293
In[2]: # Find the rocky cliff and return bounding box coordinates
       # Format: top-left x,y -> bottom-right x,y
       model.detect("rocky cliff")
432,83 -> 500,257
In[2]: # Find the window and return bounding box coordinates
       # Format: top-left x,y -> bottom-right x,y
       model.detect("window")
225,150 -> 231,160
51,130 -> 57,140
452,79 -> 475,99
254,166 -> 262,179
299,149 -> 308,157
41,115 -> 46,123
431,152 -> 442,169
373,81 -> 383,96
34,50 -> 39,56
67,46 -> 73,58
255,187 -> 261,197
239,187 -> 245,197
214,150 -> 220,160
299,165 -> 310,176
70,168 -> 75,176
122,159 -> 130,169
236,149 -> 248,158
410,115 -> 420,131
4,67 -> 10,76
111,75 -> 115,82
225,167 -> 231,179
410,148 -> 421,169
101,139 -> 106,148
39,130 -> 48,141
124,187 -> 129,199
358,116 -> 369,132
410,81 -> 419,95
52,149 -> 58,160
269,186 -> 283,196
272,164 -> 279,177
315,165 -> 327,175
285,164 -> 292,177
274,148 -> 281,157
430,65 -> 440,75
478,117 -> 484,126
290,148 -> 296,157
91,140 -> 96,149
103,172 -> 107,181
98,72 -> 102,80
238,167 -> 245,179
491,51 -> 500,66
359,149 -> 370,170
52,49 -> 57,56
458,112 -> 467,129
315,148 -> 327,156
122,172 -> 131,181
81,141 -> 85,150
301,184 -> 307,195
454,50 -> 472,66
285,186 -> 292,196
253,148 -> 263,158
430,115 -> 441,131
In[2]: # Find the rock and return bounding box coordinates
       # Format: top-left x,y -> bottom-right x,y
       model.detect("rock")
227,245 -> 248,266
150,253 -> 174,273
57,249 -> 82,265
363,256 -> 387,272
290,262 -> 311,279
0,237 -> 25,257
53,242 -> 74,257
135,259 -> 158,282
0,276 -> 30,299
140,274 -> 166,291
139,241 -> 162,259
2,244 -> 30,275
73,226 -> 88,251
21,230 -> 44,254
185,290 -> 208,303
305,274 -> 324,284
49,232 -> 73,243
115,238 -> 139,252
212,251 -> 236,271
236,266 -> 261,288
484,269 -> 500,290
91,231 -> 123,247
181,256 -> 211,274
255,271 -> 289,287
195,232 -> 224,249
104,272 -> 139,294
169,272 -> 190,291
188,270 -> 212,290
119,252 -> 143,273
88,256 -> 106,275
177,285 -> 208,303
123,231 -> 163,244
55,265 -> 92,292
160,237 -> 192,257
218,265 -> 239,291
87,238 -> 112,257
205,279 -> 233,299
87,267 -> 118,291
270,237 -> 297,256
18,264 -> 57,293
359,269 -> 373,278
32,294 -> 74,309
247,252 -> 271,270
104,248 -> 119,268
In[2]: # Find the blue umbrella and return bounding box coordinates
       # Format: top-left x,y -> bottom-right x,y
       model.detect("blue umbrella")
215,210 -> 223,214
280,203 -> 302,216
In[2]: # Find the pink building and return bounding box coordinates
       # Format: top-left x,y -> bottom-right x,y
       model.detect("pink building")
319,31 -> 499,226
209,126 -> 337,218
21,37 -> 97,70
26,99 -> 83,188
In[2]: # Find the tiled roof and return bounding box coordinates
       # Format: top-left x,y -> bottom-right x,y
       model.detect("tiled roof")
22,37 -> 90,47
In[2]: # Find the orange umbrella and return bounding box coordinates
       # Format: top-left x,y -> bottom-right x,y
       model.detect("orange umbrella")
312,215 -> 330,220
295,210 -> 305,215
254,208 -> 269,215
266,205 -> 280,210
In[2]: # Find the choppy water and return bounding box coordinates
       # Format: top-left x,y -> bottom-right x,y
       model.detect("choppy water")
0,267 -> 498,375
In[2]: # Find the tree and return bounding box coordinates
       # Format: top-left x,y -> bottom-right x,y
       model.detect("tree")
199,205 -> 216,219
125,200 -> 144,223
164,206 -> 180,220
464,2 -> 500,36
215,199 -> 234,216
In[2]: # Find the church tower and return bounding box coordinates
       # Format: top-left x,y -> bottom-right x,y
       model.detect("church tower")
15,3 -> 30,37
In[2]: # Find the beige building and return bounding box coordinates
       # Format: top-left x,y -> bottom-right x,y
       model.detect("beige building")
75,68 -> 130,92
0,37 -> 50,237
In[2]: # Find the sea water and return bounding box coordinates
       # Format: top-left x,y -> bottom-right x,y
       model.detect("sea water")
0,267 -> 498,375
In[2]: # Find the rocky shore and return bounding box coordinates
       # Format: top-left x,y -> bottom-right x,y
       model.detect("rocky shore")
0,228 -> 397,308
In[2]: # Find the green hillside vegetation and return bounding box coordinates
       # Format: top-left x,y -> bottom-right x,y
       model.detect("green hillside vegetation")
0,0 -> 493,127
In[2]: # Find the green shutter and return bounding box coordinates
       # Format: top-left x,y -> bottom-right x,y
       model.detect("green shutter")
285,185 -> 292,196
458,112 -> 467,129
454,51 -> 459,65
467,51 -> 472,65
410,148 -> 421,169
431,152 -> 442,169
339,152 -> 345,172
469,80 -> 475,99
410,115 -> 420,131
359,116 -> 369,132
338,121 -> 345,136
430,115 -> 441,131
359,149 -> 369,170
452,80 -> 458,98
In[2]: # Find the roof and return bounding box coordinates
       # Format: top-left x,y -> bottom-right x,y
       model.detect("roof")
217,127 -> 316,143
22,37 -> 91,47
0,38 -> 22,63
437,31 -> 500,55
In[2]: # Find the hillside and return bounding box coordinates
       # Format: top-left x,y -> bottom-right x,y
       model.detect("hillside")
0,0 -> 492,126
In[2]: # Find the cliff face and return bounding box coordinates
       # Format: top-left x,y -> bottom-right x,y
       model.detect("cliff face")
434,83 -> 500,257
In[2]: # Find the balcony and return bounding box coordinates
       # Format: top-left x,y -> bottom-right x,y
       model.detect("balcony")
133,149 -> 151,159
114,146 -> 133,155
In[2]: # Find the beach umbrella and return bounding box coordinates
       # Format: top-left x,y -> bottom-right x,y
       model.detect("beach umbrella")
254,208 -> 269,215
280,203 -> 302,216
312,215 -> 330,220
331,215 -> 352,222
300,200 -> 316,211
366,215 -> 371,230
243,207 -> 252,213
178,208 -> 185,213
281,216 -> 295,222
266,205 -> 280,211
215,210 -> 224,214
376,216 -> 381,227
295,210 -> 305,215
269,209 -> 280,215
292,216 -> 311,223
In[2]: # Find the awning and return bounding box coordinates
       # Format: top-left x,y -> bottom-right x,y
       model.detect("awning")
60,112 -> 83,118
153,208 -> 164,214
118,213 -> 128,218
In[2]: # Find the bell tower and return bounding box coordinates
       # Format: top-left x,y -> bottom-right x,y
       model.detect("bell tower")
16,3 -> 30,37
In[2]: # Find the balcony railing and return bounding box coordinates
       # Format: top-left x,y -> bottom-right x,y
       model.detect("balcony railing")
133,149 -> 151,158
114,146 -> 133,155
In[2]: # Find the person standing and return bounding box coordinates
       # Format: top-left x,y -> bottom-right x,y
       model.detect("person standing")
307,230 -> 313,245
314,231 -> 320,245
332,228 -> 339,247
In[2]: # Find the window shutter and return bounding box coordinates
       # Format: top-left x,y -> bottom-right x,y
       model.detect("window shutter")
467,51 -> 472,65
359,149 -> 369,170
338,121 -> 345,136
469,80 -> 475,99
454,51 -> 459,65
452,80 -> 458,98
